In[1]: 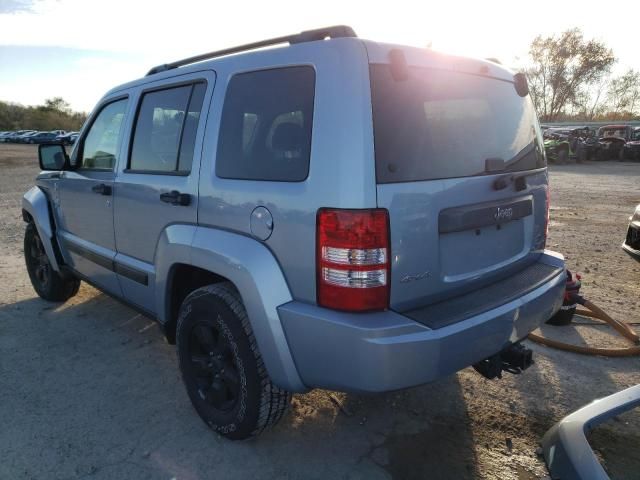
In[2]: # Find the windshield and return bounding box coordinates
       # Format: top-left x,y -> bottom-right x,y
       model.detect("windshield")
370,64 -> 545,183
600,128 -> 626,138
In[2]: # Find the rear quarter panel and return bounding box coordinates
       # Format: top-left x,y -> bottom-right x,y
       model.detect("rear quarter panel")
197,38 -> 377,304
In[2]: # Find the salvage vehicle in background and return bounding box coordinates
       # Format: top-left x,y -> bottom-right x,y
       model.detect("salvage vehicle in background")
22,25 -> 565,440
597,124 -> 634,160
543,126 -> 596,163
622,204 -> 640,261
622,127 -> 640,161
543,131 -> 572,163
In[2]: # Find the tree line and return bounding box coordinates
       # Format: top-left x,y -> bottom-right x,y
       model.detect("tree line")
0,97 -> 87,132
524,28 -> 640,122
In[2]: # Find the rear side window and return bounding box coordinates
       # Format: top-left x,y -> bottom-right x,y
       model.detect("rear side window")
370,64 -> 545,183
129,82 -> 206,174
216,66 -> 315,182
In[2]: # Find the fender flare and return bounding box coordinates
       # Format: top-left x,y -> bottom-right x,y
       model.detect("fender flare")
155,225 -> 307,393
22,186 -> 61,271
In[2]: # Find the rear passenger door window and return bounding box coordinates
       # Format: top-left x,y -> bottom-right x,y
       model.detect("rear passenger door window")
129,82 -> 206,174
216,67 -> 315,182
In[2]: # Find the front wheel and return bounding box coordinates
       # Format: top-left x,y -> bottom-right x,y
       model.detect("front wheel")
176,283 -> 291,440
24,223 -> 80,301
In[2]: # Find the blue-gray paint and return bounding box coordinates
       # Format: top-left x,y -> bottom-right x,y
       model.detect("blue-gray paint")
279,251 -> 564,392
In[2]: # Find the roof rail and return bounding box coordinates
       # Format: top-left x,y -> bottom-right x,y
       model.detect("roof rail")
146,25 -> 357,76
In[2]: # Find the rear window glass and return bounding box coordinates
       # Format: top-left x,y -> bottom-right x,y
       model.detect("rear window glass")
216,66 -> 315,182
370,64 -> 545,183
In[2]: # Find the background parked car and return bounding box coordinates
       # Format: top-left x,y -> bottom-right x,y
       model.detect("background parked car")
597,124 -> 634,160
15,131 -> 38,143
3,130 -> 33,143
26,132 -> 60,144
622,127 -> 640,161
55,131 -> 79,145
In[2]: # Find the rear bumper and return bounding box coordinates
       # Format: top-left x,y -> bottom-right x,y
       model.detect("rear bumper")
279,250 -> 565,392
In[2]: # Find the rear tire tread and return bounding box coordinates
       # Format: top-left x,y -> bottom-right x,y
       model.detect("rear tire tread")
178,282 -> 291,438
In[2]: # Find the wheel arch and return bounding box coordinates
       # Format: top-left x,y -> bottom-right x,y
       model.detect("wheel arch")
22,186 -> 62,271
155,225 -> 306,392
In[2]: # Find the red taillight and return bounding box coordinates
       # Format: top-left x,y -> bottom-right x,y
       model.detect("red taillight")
317,208 -> 390,312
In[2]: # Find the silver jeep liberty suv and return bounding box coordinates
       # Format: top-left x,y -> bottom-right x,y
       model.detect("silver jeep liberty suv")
23,26 -> 565,439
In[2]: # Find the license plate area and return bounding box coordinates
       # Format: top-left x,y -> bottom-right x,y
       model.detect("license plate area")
439,196 -> 533,234
440,219 -> 526,281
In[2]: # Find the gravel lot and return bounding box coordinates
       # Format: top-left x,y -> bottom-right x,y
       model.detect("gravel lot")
1,144 -> 639,479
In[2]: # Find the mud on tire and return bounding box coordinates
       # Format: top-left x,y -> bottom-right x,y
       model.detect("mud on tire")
176,282 -> 291,440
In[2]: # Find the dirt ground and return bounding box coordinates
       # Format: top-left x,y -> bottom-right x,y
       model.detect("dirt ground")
1,144 -> 638,480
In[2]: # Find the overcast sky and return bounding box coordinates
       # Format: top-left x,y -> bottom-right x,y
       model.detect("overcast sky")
1,0 -> 638,112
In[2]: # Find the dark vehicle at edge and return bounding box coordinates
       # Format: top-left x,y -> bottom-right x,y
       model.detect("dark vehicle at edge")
623,204 -> 640,261
622,127 -> 640,161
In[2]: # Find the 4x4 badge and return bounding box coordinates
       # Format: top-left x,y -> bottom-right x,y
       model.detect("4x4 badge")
400,271 -> 431,283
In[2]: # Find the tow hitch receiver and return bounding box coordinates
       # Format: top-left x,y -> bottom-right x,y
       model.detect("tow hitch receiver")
473,342 -> 534,380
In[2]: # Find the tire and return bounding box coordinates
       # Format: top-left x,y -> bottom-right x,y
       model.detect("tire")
557,147 -> 569,164
176,282 -> 291,440
24,223 -> 80,302
618,148 -> 626,161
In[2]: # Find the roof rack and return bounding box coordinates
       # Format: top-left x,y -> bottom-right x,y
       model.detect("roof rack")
146,25 -> 357,76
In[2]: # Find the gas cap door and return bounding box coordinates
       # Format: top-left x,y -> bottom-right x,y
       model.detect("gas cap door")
250,206 -> 273,240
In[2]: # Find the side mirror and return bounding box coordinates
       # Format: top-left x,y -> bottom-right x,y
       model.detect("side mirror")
38,143 -> 69,171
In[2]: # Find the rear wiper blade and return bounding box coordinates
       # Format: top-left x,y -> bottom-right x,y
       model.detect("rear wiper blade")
493,170 -> 543,191
482,143 -> 538,176
484,157 -> 506,173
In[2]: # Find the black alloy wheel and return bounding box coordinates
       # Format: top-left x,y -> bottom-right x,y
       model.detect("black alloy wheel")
187,322 -> 242,412
27,229 -> 51,290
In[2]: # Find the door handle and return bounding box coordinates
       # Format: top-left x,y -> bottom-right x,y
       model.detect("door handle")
160,190 -> 191,206
91,183 -> 112,196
